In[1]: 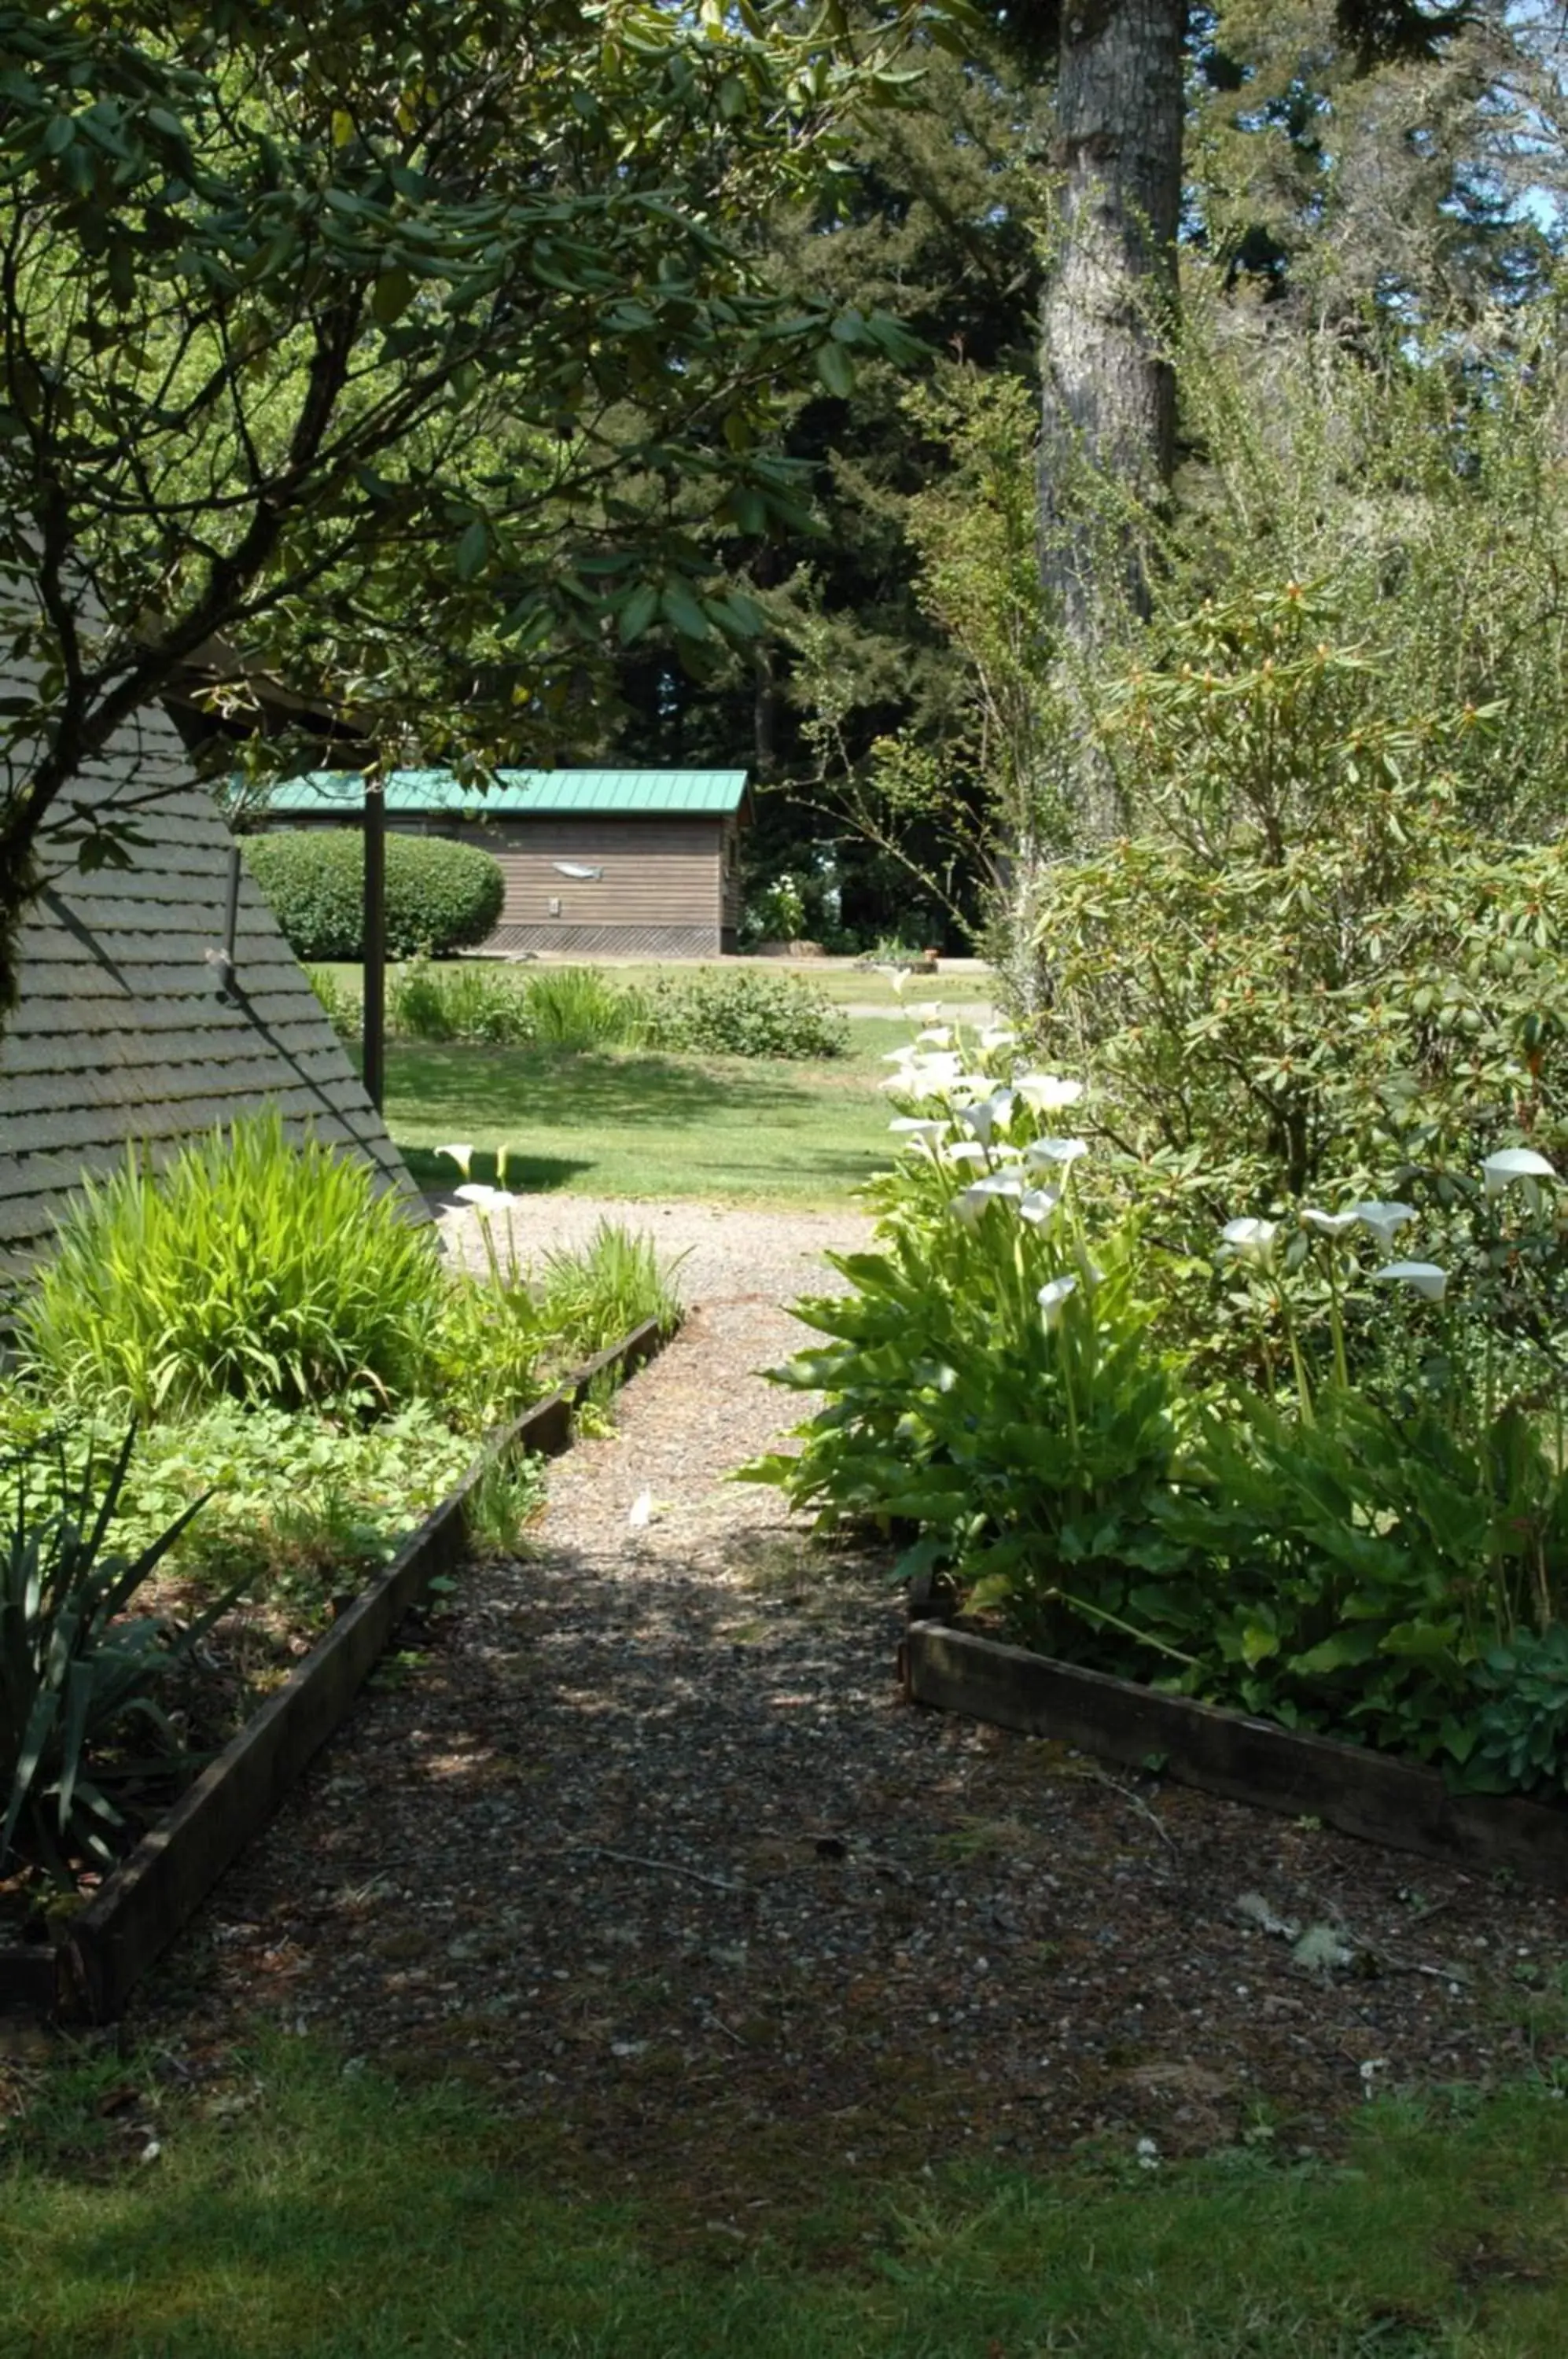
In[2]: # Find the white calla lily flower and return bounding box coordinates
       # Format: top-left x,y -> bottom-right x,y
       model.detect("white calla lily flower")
1353,1200 -> 1417,1251
1373,1259 -> 1448,1302
436,1142 -> 476,1178
1018,1187 -> 1062,1224
1301,1207 -> 1360,1237
963,1091 -> 1017,1145
1482,1146 -> 1559,1198
950,1172 -> 1027,1226
454,1182 -> 514,1210
1220,1216 -> 1278,1263
1014,1073 -> 1086,1113
1037,1274 -> 1079,1328
889,1117 -> 948,1147
942,1142 -> 992,1166
1025,1136 -> 1089,1171
915,1027 -> 954,1048
915,1002 -> 942,1022
981,1025 -> 1019,1052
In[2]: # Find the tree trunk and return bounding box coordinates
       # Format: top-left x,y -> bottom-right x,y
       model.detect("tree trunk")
1039,0 -> 1186,648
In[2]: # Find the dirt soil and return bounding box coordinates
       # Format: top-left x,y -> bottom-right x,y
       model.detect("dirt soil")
117,1198 -> 1568,2231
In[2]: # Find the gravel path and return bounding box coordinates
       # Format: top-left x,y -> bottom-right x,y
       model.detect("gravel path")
135,1196 -> 1568,2232
429,1190 -> 874,1309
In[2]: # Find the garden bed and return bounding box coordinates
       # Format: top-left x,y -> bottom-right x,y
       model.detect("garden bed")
0,1317 -> 666,2023
900,1617 -> 1568,1889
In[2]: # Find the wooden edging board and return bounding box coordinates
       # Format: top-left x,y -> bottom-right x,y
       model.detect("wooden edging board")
1,1316 -> 666,2023
900,1618 -> 1568,1890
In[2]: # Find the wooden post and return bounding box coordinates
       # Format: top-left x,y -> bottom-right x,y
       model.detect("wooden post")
362,775 -> 386,1111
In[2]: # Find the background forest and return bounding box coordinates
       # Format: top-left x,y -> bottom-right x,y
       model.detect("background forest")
653,0 -> 1568,956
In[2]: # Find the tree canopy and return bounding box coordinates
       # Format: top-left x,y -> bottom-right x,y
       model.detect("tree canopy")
0,0 -> 962,1007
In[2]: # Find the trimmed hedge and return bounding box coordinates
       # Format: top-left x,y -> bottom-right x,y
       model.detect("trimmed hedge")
244,829 -> 504,961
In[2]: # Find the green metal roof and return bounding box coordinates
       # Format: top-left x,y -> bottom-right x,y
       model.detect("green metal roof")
265,767 -> 748,817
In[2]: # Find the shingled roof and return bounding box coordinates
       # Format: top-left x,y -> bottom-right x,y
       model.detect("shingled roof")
0,695 -> 418,1283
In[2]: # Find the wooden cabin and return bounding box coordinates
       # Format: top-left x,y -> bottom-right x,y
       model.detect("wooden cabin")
263,769 -> 750,959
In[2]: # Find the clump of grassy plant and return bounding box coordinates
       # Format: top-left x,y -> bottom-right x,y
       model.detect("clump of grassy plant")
305,963 -> 361,1042
465,1446 -> 547,1558
1,1425 -> 217,1878
388,957 -> 533,1045
18,1112 -> 445,1419
522,964 -> 645,1051
537,1220 -> 686,1356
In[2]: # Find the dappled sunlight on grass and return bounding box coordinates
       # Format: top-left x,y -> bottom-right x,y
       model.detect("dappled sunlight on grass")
387,1037 -> 900,1203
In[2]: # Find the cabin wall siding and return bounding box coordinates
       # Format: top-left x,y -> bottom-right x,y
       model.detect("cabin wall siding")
0,701 -> 419,1281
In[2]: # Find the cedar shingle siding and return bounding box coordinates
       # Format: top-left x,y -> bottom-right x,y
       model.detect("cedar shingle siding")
0,698 -> 418,1283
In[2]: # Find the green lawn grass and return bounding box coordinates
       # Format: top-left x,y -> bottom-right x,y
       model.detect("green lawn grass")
8,2038 -> 1568,2357
386,1018 -> 910,1205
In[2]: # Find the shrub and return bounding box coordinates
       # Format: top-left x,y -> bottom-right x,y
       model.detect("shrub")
245,829 -> 504,960
19,1113 -> 446,1419
643,968 -> 848,1059
1032,582 -> 1567,1218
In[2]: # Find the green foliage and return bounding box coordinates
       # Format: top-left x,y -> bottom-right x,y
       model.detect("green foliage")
1,1426 -> 215,1877
521,966 -> 645,1053
1470,1625 -> 1568,1800
388,956 -> 532,1045
18,1113 -> 445,1419
1032,579 -> 1568,1211
245,831 -> 502,962
537,1221 -> 686,1357
753,1017 -> 1568,1791
3,1399 -> 479,1612
427,1205 -> 683,1433
0,0 -> 944,942
643,968 -> 848,1059
305,963 -> 362,1043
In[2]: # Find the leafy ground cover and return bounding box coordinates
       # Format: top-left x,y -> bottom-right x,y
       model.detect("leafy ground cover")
1,1121 -> 682,1898
388,1018 -> 906,1205
5,2034 -> 1568,2357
